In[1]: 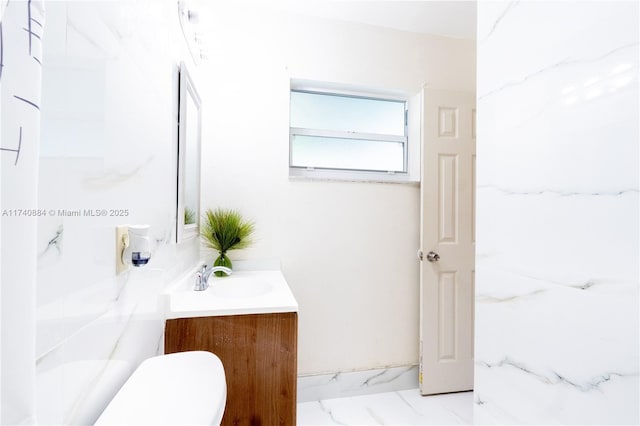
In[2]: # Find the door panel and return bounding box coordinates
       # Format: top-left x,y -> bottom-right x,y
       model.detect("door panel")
420,89 -> 476,395
439,154 -> 458,243
438,271 -> 457,361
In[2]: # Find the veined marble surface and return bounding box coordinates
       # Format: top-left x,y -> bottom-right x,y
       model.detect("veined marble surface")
1,1 -> 46,423
34,2 -> 201,424
297,389 -> 472,425
475,1 -> 638,424
298,365 -> 419,402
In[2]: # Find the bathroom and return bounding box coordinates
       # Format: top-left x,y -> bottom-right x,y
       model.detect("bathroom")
1,0 -> 638,425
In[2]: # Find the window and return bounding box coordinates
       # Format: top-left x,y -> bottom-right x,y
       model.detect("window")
289,87 -> 409,179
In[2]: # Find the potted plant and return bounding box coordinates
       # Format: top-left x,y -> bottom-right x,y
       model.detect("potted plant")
201,208 -> 255,276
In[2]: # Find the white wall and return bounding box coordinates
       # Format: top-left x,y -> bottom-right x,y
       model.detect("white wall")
475,1 -> 638,424
200,3 -> 475,375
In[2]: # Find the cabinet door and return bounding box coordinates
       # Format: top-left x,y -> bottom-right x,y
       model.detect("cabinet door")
165,313 -> 298,426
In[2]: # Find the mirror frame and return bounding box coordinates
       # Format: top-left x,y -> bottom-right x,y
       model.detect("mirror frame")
176,61 -> 202,243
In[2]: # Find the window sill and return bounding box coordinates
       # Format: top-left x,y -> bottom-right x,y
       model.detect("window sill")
288,168 -> 420,185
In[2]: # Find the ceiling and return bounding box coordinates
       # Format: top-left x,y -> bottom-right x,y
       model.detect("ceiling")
275,0 -> 477,40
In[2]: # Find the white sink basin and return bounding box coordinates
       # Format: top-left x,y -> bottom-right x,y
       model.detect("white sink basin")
210,278 -> 273,298
164,268 -> 298,319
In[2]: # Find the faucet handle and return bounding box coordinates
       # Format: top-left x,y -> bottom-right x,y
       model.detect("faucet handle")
201,264 -> 208,273
194,271 -> 205,291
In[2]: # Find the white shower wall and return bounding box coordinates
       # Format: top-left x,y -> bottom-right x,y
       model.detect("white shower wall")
33,2 -> 199,424
1,2 -> 45,424
475,1 -> 639,424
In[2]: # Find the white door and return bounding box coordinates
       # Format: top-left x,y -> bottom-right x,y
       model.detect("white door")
419,88 -> 475,395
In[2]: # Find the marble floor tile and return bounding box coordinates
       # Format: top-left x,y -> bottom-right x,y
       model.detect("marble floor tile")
297,389 -> 473,425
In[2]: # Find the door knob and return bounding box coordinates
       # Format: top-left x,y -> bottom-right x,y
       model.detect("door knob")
426,251 -> 440,262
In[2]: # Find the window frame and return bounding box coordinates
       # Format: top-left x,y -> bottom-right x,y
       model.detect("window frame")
289,86 -> 410,179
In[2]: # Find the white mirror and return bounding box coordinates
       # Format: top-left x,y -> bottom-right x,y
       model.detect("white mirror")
176,62 -> 201,243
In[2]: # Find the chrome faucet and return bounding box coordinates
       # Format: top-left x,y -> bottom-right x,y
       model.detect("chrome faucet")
194,264 -> 232,291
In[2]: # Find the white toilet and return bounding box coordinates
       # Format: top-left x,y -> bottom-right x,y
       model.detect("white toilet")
95,351 -> 226,425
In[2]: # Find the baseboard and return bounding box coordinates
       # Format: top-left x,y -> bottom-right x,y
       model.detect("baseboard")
297,365 -> 419,403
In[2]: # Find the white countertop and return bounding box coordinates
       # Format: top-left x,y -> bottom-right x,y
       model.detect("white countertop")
163,267 -> 298,319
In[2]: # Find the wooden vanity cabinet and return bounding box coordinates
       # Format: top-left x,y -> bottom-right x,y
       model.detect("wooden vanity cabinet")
165,312 -> 297,426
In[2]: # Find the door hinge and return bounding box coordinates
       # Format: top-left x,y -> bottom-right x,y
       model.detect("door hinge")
419,340 -> 423,384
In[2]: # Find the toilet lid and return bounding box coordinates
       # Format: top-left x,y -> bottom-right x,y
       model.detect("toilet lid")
95,351 -> 226,426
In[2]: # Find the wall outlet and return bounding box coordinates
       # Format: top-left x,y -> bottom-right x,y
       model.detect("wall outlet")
115,225 -> 129,274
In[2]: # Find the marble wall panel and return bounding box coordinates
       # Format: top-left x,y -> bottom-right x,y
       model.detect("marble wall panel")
475,2 -> 639,424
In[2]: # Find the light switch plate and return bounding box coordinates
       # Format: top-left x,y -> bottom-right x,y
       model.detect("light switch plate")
116,225 -> 129,274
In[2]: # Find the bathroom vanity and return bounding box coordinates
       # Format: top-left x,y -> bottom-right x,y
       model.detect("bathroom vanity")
163,268 -> 298,426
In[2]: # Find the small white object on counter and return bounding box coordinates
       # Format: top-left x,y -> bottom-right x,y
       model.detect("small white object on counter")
163,266 -> 298,319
